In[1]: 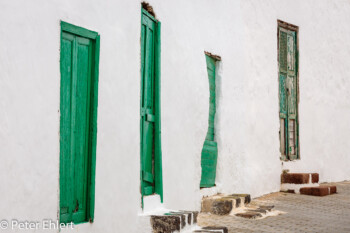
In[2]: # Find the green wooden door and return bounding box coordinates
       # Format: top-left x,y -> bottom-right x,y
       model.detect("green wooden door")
140,9 -> 162,200
60,22 -> 99,224
200,55 -> 218,188
279,26 -> 299,160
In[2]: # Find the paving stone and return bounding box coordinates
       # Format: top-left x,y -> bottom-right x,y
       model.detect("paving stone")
198,181 -> 350,233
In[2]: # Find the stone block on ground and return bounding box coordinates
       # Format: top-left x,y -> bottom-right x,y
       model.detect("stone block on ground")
151,215 -> 181,233
201,194 -> 251,215
311,173 -> 319,183
300,186 -> 337,197
193,231 -> 222,233
281,173 -> 310,184
167,212 -> 186,228
251,209 -> 267,214
258,205 -> 274,211
229,194 -> 251,204
203,226 -> 228,233
235,211 -> 263,219
193,226 -> 228,233
212,198 -> 233,215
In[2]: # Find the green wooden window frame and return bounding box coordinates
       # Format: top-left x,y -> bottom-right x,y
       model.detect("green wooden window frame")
59,21 -> 100,224
140,8 -> 163,204
278,20 -> 299,161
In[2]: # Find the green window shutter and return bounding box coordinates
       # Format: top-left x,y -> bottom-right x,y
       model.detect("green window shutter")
60,22 -> 99,224
140,9 -> 163,203
279,25 -> 299,160
60,32 -> 74,223
200,55 -> 218,188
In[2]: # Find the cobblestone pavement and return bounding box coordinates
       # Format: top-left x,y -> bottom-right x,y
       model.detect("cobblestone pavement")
198,181 -> 350,233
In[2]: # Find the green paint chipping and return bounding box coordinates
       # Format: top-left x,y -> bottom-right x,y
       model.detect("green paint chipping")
278,24 -> 299,161
200,54 -> 218,188
140,8 -> 163,204
60,21 -> 99,224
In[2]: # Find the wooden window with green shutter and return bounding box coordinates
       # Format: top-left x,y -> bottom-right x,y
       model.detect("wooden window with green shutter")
278,20 -> 299,161
200,52 -> 220,188
140,7 -> 163,202
60,22 -> 100,224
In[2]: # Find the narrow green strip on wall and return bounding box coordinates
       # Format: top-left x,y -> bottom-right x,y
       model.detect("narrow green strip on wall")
200,54 -> 218,188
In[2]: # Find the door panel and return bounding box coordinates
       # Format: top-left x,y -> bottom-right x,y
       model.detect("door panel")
60,32 -> 93,223
60,33 -> 74,222
279,27 -> 298,160
141,11 -> 157,196
72,38 -> 91,222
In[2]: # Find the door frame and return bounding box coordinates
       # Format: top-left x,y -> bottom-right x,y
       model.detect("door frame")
59,21 -> 100,223
277,20 -> 300,161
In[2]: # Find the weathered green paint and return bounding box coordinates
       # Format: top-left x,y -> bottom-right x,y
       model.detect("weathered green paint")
60,21 -> 99,224
140,9 -> 163,203
200,55 -> 218,188
279,25 -> 299,160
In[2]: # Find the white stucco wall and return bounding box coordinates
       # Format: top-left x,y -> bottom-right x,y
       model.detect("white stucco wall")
0,0 -> 350,232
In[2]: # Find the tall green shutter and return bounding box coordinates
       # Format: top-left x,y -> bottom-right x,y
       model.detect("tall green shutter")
200,55 -> 218,188
60,22 -> 99,224
140,9 -> 163,202
279,25 -> 299,160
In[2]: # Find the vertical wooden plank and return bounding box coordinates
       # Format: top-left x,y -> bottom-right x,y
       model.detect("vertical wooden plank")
70,36 -> 78,220
88,34 -> 100,222
154,21 -> 163,202
141,11 -> 154,199
140,19 -> 146,204
71,37 -> 91,223
60,32 -> 74,223
143,25 -> 155,191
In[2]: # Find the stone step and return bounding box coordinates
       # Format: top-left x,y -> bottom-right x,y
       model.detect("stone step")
193,226 -> 228,233
281,173 -> 320,193
151,211 -> 198,233
235,205 -> 275,219
281,173 -> 319,184
300,185 -> 337,197
201,194 -> 251,215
